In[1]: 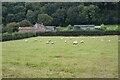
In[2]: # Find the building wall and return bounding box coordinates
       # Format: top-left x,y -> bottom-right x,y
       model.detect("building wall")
19,30 -> 33,32
81,27 -> 95,30
19,23 -> 46,32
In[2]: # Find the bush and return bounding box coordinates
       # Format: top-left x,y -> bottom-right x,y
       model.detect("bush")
73,26 -> 81,31
6,22 -> 19,33
2,32 -> 36,41
101,24 -> 107,30
19,19 -> 32,27
2,30 -> 120,42
56,26 -> 62,32
67,25 -> 73,30
2,32 -> 12,41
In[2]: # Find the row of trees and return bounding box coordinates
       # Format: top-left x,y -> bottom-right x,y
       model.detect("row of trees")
2,2 -> 119,27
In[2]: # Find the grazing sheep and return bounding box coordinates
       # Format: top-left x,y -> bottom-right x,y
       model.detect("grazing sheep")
108,40 -> 111,42
80,40 -> 84,43
25,39 -> 28,43
51,42 -> 54,44
64,40 -> 67,43
46,41 -> 49,44
92,37 -> 95,39
34,39 -> 37,41
73,41 -> 78,45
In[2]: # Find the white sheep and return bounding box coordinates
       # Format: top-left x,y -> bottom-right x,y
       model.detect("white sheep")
46,41 -> 49,44
108,40 -> 111,42
51,42 -> 54,44
73,41 -> 78,45
93,36 -> 95,39
25,39 -> 28,43
64,40 -> 67,43
80,40 -> 84,43
34,39 -> 37,41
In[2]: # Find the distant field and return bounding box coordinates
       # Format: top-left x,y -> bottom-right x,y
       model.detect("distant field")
2,36 -> 118,78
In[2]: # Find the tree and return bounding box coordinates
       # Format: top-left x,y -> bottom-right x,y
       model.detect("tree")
6,14 -> 15,23
37,14 -> 53,25
14,12 -> 26,22
2,2 -> 119,27
52,9 -> 66,26
19,19 -> 32,27
6,22 -> 19,33
42,3 -> 58,16
66,7 -> 78,25
13,6 -> 26,14
26,10 -> 36,24
2,6 -> 7,17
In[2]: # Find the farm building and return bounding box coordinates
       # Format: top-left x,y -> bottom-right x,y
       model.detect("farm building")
74,25 -> 101,30
18,27 -> 34,32
74,25 -> 95,30
95,26 -> 101,29
18,23 -> 46,32
45,26 -> 56,31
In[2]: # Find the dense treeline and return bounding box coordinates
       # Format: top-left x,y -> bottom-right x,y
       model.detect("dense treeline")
2,2 -> 118,27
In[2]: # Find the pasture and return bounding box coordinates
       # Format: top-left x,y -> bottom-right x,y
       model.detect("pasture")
2,36 -> 118,78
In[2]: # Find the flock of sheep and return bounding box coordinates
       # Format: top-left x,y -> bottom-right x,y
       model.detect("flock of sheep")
24,36 -> 120,45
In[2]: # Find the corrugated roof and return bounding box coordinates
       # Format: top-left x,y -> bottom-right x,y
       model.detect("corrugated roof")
18,27 -> 33,30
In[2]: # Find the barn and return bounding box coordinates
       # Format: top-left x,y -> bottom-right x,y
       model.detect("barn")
45,26 -> 56,31
18,23 -> 46,32
74,25 -> 95,30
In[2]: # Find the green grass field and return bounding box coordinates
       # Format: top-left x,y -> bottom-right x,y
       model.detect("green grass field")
2,36 -> 118,78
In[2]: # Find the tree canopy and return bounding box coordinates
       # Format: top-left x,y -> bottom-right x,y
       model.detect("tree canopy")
2,2 -> 119,26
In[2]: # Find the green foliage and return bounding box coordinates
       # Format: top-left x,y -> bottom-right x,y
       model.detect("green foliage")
55,26 -> 62,32
73,26 -> 81,31
52,9 -> 66,26
2,2 -> 118,31
2,31 -> 36,41
19,19 -> 32,27
2,30 -> 119,41
6,14 -> 15,23
101,24 -> 107,30
6,22 -> 19,33
26,10 -> 36,24
67,25 -> 73,31
2,26 -> 8,33
37,14 -> 53,25
86,28 -> 91,31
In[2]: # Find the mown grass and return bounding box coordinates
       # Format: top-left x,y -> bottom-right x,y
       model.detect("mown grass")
2,36 -> 118,78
